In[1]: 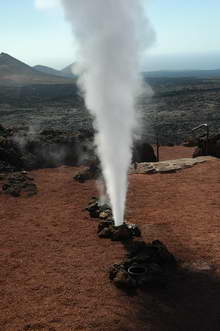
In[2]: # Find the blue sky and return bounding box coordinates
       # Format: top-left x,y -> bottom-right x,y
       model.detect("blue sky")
1,0 -> 220,70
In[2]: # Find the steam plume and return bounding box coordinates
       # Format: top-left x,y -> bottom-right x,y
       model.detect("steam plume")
61,0 -> 154,226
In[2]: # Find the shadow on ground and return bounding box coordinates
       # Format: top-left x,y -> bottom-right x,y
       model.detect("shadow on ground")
120,225 -> 220,331
134,268 -> 220,331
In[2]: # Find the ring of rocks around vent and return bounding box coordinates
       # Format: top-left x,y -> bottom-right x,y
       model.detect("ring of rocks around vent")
85,197 -> 177,289
86,197 -> 141,241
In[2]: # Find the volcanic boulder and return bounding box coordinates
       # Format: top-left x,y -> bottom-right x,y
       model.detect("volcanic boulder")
2,172 -> 37,197
132,140 -> 156,163
74,159 -> 101,183
193,133 -> 220,158
110,240 -> 176,289
85,197 -> 112,219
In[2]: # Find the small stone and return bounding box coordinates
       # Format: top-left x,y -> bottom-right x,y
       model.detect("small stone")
109,264 -> 121,280
97,220 -> 113,233
99,203 -> 111,212
126,223 -> 141,237
9,187 -> 21,197
114,270 -> 128,282
111,225 -> 132,241
86,200 -> 98,212
89,209 -> 100,218
99,211 -> 110,219
86,199 -> 100,218
113,270 -> 135,288
98,227 -> 112,238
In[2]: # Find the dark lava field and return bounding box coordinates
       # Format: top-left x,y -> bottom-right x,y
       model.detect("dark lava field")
1,76 -> 220,145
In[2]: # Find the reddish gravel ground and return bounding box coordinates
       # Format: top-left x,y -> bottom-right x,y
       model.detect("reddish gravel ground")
0,147 -> 220,330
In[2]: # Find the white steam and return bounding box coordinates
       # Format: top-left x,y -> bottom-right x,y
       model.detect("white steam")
61,0 -> 154,226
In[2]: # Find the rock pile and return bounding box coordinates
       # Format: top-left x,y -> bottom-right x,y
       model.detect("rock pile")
85,197 -> 177,290
1,172 -> 37,197
109,240 -> 176,289
97,221 -> 141,241
85,197 -> 141,241
86,197 -> 112,219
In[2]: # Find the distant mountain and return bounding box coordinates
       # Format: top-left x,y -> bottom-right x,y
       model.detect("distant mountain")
61,63 -> 76,78
33,65 -> 64,77
0,53 -> 74,86
144,69 -> 220,79
1,52 -> 220,87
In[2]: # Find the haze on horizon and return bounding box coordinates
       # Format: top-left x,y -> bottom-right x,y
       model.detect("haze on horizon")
1,0 -> 220,71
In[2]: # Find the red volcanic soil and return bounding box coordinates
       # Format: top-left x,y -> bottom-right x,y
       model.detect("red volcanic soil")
1,148 -> 220,330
